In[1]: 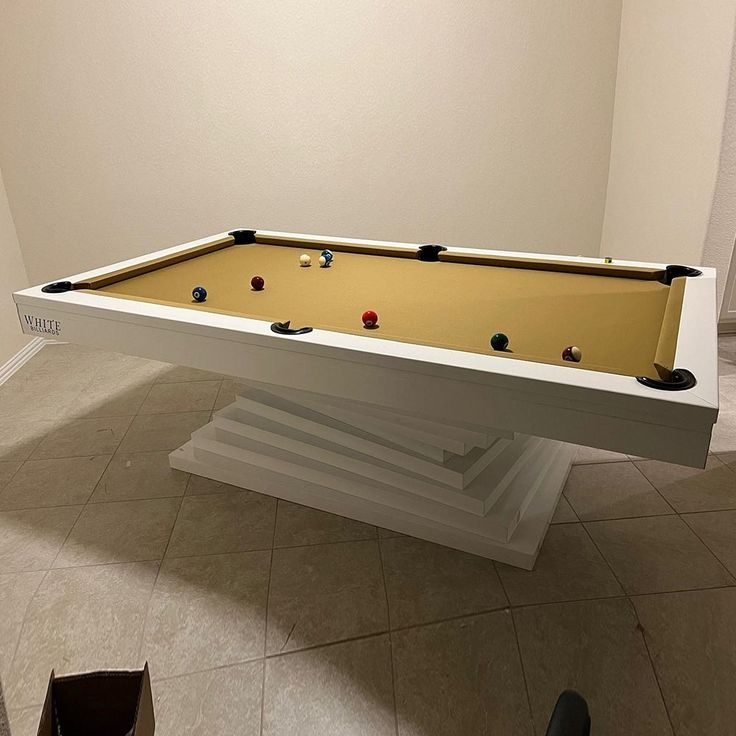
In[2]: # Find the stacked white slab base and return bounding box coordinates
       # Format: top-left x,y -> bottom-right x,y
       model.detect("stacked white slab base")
170,382 -> 575,569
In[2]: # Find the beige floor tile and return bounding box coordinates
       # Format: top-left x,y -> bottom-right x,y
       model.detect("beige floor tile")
496,523 -> 622,606
634,588 -> 736,736
634,456 -> 736,512
514,598 -> 672,736
0,456 -> 110,510
31,416 -> 133,459
141,551 -> 270,679
119,412 -> 211,453
563,462 -> 672,520
213,379 -> 250,411
91,451 -> 189,502
262,636 -> 395,736
76,350 -> 166,383
381,536 -> 507,629
710,414 -> 736,454
214,383 -> 237,411
54,498 -> 180,567
166,490 -> 276,558
72,382 -> 153,419
8,706 -> 42,736
153,661 -> 263,736
719,372 -> 736,398
392,611 -> 532,736
718,450 -> 736,469
7,561 -> 157,709
551,494 -> 578,523
586,515 -> 734,594
682,510 -> 736,576
0,461 -> 21,489
0,420 -> 51,462
573,445 -> 629,464
720,356 -> 736,378
156,365 -> 225,383
274,500 -> 377,547
267,540 -> 387,654
0,506 -> 82,572
0,572 -> 45,682
185,475 -> 242,495
139,381 -> 220,415
0,368 -> 95,423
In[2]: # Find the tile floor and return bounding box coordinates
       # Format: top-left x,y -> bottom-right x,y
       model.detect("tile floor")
0,337 -> 734,736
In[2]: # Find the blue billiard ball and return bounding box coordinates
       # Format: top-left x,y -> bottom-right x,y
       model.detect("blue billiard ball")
320,249 -> 334,264
192,286 -> 207,303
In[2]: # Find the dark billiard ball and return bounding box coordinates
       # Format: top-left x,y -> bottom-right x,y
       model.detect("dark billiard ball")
362,310 -> 378,328
251,276 -> 265,291
321,249 -> 334,264
490,332 -> 509,351
192,286 -> 207,303
562,345 -> 582,362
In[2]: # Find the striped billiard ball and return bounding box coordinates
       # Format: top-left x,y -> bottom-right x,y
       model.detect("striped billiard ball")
562,345 -> 582,362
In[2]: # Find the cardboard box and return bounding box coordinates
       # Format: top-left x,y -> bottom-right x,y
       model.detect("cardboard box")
37,664 -> 154,736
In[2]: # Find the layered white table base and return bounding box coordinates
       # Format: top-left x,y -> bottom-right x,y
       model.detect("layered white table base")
170,381 -> 575,569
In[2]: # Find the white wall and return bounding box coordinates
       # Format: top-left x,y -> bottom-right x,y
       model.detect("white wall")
601,0 -> 736,266
0,170 -> 30,364
702,30 -> 736,323
0,1 -> 622,284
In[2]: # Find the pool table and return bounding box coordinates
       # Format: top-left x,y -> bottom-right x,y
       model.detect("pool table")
14,229 -> 719,568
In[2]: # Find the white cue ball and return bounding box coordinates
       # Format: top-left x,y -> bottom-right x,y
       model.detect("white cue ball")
300,254 -> 311,267
318,255 -> 327,267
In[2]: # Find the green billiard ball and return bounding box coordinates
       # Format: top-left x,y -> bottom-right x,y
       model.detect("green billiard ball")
490,333 -> 509,351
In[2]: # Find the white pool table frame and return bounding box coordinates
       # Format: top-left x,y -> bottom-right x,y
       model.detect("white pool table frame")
13,229 -> 720,568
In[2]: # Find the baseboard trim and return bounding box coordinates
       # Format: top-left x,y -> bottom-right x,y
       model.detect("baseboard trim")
0,337 -> 49,386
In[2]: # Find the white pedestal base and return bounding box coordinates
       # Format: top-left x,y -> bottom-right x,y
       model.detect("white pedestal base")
170,382 -> 575,569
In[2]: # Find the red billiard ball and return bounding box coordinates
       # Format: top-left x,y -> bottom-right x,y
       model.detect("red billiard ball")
362,310 -> 378,328
251,276 -> 265,291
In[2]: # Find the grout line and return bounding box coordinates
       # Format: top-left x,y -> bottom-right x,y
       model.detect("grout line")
159,533 -> 380,563
570,458 -> 630,466
676,515 -> 736,585
629,461 -> 678,513
571,520 -> 627,596
0,461 -> 27,499
48,555 -> 169,572
388,601 -> 539,633
45,505 -> 87,571
552,510 -> 678,525
44,388 -> 155,569
508,607 -> 539,736
492,558 -> 513,603
150,655 -> 267,685
258,502 -> 279,736
0,493 -> 188,514
3,567 -> 53,709
376,537 -> 400,736
135,492 -> 187,667
121,377 -> 184,668
262,630 -> 391,660
623,596 -> 677,734
625,582 -> 736,599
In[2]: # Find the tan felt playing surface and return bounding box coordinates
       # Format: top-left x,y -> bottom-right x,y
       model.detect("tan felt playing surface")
90,244 -> 680,378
